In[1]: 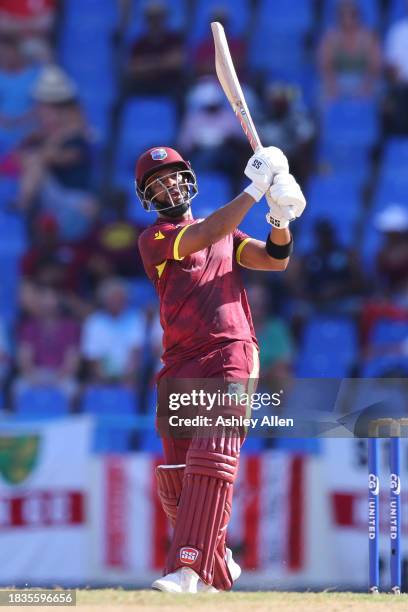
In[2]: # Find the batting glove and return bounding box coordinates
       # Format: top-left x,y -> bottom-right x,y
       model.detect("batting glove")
266,173 -> 306,228
244,146 -> 289,202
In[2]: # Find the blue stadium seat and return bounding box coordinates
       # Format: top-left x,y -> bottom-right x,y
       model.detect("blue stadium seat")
372,175 -> 408,212
249,30 -> 306,75
238,200 -> 270,240
115,97 -> 177,181
127,278 -> 157,309
361,355 -> 408,377
139,428 -> 163,452
189,0 -> 250,43
382,137 -> 408,168
81,385 -> 139,415
0,213 -> 26,255
316,140 -> 370,183
322,0 -> 381,29
14,387 -> 70,418
296,316 -> 357,377
0,255 -> 20,323
125,0 -> 187,43
256,0 -> 313,32
387,0 -> 408,24
93,424 -> 132,452
62,0 -> 119,33
321,99 -> 379,148
193,172 -> 231,218
294,175 -> 362,251
370,319 -> 408,345
361,223 -> 382,272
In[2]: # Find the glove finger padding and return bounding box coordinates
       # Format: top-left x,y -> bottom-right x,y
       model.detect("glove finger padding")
244,146 -> 289,202
268,173 -> 306,217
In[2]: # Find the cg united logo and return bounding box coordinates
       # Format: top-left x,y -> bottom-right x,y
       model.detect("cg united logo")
151,148 -> 168,160
390,473 -> 401,495
368,473 -> 379,495
179,547 -> 199,565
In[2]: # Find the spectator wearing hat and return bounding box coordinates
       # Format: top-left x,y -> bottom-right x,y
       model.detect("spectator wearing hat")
124,1 -> 186,104
17,65 -> 98,240
359,205 -> 408,350
178,77 -> 250,191
374,204 -> 408,297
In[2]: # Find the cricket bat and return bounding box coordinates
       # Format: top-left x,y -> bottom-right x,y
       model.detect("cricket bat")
211,21 -> 261,153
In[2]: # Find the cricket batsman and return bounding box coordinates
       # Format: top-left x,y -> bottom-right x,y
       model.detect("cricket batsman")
136,145 -> 306,592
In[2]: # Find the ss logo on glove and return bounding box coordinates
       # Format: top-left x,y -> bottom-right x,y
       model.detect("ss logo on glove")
252,159 -> 262,169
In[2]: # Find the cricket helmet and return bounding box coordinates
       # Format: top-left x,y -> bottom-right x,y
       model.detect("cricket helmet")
135,146 -> 198,216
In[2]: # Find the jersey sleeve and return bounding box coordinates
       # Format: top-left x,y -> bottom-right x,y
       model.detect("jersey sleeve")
233,228 -> 252,267
138,223 -> 193,280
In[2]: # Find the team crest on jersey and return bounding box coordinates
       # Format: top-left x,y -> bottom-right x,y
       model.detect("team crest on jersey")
151,148 -> 167,161
180,547 -> 199,565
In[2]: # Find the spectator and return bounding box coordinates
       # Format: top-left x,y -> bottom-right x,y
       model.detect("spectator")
192,7 -> 247,79
124,1 -> 186,104
383,1 -> 408,134
0,33 -> 40,143
287,219 -> 364,315
318,0 -> 381,101
15,284 -> 81,400
259,81 -> 315,184
17,65 -> 98,240
81,278 -> 145,385
248,283 -> 294,384
82,190 -> 146,283
374,204 -> 408,297
178,77 -> 250,191
0,0 -> 56,63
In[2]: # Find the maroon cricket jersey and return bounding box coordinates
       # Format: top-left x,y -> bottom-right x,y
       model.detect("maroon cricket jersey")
138,216 -> 258,366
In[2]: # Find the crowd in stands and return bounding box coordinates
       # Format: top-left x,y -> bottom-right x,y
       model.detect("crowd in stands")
0,0 -> 408,447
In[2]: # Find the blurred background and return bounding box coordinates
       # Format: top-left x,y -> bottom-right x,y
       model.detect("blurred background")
0,0 -> 408,592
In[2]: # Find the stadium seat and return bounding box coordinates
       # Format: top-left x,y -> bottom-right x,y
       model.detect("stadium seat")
296,316 -> 357,377
370,319 -> 408,345
127,278 -> 157,309
124,0 -> 187,43
361,355 -> 408,377
321,99 -> 379,148
294,174 -> 362,251
93,423 -> 133,453
193,172 -> 232,218
115,97 -> 177,181
0,213 -> 26,255
189,0 -> 250,43
0,256 -> 20,322
256,0 -> 313,32
61,0 -> 119,33
249,30 -> 306,75
14,386 -> 70,418
316,140 -> 370,183
387,0 -> 408,24
81,385 -> 139,415
371,175 -> 408,212
321,0 -> 381,29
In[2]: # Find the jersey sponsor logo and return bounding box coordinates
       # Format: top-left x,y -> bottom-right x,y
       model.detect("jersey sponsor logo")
154,230 -> 165,240
151,148 -> 168,161
179,546 -> 199,565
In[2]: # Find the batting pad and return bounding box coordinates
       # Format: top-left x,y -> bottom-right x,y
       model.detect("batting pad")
164,431 -> 241,588
156,464 -> 185,524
